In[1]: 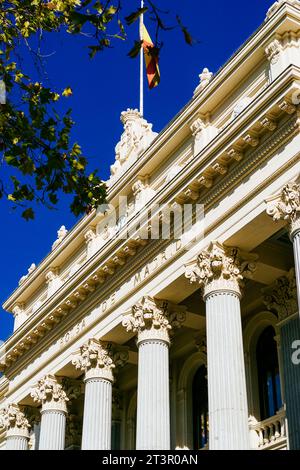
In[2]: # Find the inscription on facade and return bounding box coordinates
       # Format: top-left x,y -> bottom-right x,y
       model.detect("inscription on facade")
59,319 -> 86,348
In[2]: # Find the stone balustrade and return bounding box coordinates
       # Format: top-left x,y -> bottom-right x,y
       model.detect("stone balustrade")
249,410 -> 287,450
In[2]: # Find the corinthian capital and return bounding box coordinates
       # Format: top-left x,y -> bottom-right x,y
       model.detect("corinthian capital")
0,404 -> 30,437
72,339 -> 115,382
263,268 -> 297,322
30,375 -> 69,412
122,296 -> 186,344
185,241 -> 257,298
266,181 -> 300,238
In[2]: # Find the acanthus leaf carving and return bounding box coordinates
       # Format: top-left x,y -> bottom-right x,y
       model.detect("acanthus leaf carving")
30,374 -> 69,411
72,339 -> 115,381
0,403 -> 30,434
185,241 -> 257,297
122,296 -> 186,343
263,268 -> 297,321
266,180 -> 300,236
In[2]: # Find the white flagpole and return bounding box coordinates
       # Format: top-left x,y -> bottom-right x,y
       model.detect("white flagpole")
139,0 -> 144,117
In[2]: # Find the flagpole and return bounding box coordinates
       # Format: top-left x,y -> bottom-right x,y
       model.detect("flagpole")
139,0 -> 144,117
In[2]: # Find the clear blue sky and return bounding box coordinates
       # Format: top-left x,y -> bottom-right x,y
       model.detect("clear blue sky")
0,0 -> 272,341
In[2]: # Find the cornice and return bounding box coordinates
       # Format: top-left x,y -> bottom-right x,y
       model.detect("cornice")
3,4 -> 300,313
1,67 -> 300,372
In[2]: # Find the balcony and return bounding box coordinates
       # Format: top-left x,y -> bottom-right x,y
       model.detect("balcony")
249,409 -> 287,450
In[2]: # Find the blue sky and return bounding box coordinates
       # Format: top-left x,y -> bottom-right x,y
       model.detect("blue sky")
0,0 -> 273,341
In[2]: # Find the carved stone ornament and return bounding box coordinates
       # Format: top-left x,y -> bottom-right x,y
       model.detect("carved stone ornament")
72,339 -> 116,382
185,241 -> 257,298
190,118 -> 206,138
266,1 -> 300,20
263,268 -> 298,321
30,374 -> 69,412
0,404 -> 30,438
193,67 -> 213,96
266,181 -> 300,237
19,263 -> 36,286
122,296 -> 186,344
265,39 -> 283,64
52,225 -> 68,251
109,109 -> 157,183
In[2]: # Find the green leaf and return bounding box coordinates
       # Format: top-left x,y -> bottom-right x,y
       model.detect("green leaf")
125,7 -> 148,25
22,208 -> 35,221
128,40 -> 143,58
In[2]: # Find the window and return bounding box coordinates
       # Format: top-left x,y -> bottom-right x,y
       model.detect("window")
192,365 -> 208,449
256,326 -> 282,420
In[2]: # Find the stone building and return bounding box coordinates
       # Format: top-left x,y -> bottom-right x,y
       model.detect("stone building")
1,0 -> 300,450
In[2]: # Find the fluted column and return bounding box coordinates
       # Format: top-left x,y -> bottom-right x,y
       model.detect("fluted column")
31,375 -> 68,450
72,339 -> 119,450
263,269 -> 300,449
266,181 -> 300,316
0,404 -> 30,450
185,241 -> 257,449
122,296 -> 185,450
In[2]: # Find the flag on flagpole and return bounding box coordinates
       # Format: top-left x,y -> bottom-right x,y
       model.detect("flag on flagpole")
141,23 -> 160,90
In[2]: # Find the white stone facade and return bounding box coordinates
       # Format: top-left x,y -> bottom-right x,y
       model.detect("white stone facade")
1,1 -> 300,450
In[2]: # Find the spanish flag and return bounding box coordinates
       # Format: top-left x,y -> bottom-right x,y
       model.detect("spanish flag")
141,24 -> 160,89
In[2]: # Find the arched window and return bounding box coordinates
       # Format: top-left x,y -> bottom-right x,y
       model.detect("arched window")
192,365 -> 208,449
256,326 -> 282,420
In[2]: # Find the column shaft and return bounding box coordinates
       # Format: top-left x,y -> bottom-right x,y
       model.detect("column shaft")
39,410 -> 66,450
292,231 -> 300,315
206,291 -> 249,450
6,435 -> 28,450
136,339 -> 170,450
81,378 -> 112,450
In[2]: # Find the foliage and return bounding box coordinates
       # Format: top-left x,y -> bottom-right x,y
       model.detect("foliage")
0,1 -> 193,219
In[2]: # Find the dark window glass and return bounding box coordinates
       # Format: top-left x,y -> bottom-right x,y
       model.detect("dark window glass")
192,365 -> 208,449
256,326 -> 282,420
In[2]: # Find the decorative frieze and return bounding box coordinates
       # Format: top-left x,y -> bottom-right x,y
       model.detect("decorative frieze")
263,268 -> 298,321
261,117 -> 277,131
109,109 -> 157,183
31,374 -> 69,413
266,180 -> 300,237
185,241 -> 257,298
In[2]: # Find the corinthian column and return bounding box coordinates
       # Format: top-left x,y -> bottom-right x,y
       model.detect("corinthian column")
185,241 -> 257,449
31,375 -> 68,450
72,339 -> 118,450
266,181 -> 300,317
122,297 -> 185,450
0,404 -> 30,450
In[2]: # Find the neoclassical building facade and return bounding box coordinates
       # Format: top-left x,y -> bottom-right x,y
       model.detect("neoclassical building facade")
1,0 -> 300,451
